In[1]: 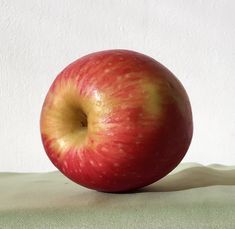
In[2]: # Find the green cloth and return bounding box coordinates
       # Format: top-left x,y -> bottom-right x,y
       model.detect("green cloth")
1,163 -> 235,228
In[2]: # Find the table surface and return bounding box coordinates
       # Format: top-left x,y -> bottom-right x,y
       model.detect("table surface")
1,163 -> 235,229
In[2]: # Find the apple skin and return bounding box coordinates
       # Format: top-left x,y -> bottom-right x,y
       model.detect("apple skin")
40,50 -> 193,192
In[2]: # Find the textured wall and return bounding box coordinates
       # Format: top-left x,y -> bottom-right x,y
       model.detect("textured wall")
1,0 -> 235,172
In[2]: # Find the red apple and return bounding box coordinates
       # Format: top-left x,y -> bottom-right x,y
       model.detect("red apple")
40,50 -> 193,192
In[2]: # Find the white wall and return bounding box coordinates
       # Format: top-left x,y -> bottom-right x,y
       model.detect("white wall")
1,0 -> 235,172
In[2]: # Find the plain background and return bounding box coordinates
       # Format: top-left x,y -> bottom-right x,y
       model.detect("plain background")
1,0 -> 235,172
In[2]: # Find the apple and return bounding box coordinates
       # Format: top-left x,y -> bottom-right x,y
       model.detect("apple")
40,50 -> 193,192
